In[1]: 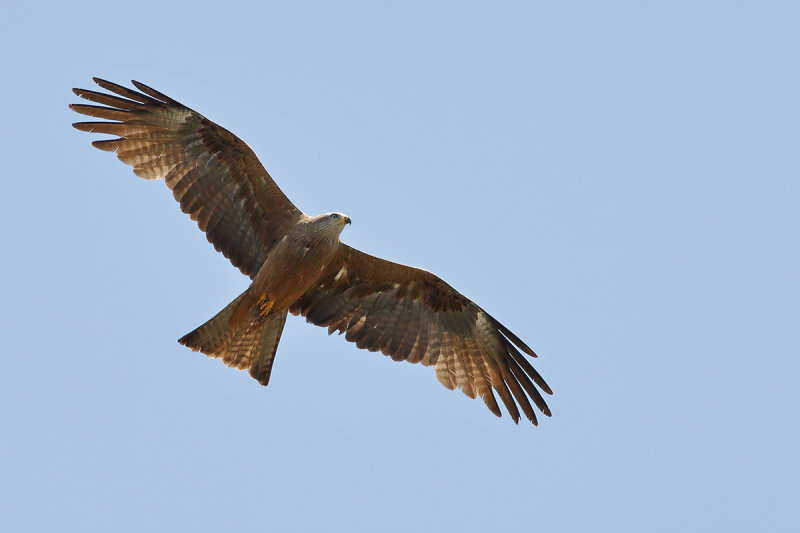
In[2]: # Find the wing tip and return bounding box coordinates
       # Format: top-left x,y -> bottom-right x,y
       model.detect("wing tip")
91,139 -> 123,152
493,318 -> 538,357
502,407 -> 544,426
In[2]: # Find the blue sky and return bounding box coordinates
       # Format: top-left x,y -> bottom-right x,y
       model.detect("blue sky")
2,2 -> 798,532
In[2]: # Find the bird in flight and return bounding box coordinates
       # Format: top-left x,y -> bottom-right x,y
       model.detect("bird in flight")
70,78 -> 552,424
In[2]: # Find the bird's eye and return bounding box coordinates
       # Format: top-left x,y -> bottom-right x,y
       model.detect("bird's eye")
330,213 -> 338,219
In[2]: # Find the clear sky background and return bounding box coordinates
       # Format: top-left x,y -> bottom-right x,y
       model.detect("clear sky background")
2,2 -> 798,532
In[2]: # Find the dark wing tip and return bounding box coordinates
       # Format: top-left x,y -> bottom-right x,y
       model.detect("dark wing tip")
492,319 -> 538,357
91,139 -> 123,152
131,79 -> 174,103
88,77 -> 160,105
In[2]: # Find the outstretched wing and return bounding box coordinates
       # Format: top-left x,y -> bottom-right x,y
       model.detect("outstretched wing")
290,245 -> 552,425
70,78 -> 302,278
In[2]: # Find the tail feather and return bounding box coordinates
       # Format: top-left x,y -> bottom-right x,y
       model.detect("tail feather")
178,292 -> 288,386
239,310 -> 288,385
178,291 -> 247,358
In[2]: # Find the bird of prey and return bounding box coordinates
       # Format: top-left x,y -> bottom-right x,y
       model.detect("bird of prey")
70,78 -> 552,425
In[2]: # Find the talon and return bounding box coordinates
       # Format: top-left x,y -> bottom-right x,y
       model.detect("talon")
256,295 -> 274,316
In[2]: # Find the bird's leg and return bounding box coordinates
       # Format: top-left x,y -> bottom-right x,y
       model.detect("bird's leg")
256,294 -> 274,316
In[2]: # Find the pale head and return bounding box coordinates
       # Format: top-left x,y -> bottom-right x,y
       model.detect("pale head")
304,212 -> 351,240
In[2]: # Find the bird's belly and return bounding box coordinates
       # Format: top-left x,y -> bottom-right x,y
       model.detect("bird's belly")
251,245 -> 333,310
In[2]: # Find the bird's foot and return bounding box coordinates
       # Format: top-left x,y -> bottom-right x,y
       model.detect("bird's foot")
256,295 -> 274,316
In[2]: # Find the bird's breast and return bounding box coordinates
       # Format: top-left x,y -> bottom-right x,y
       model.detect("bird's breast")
251,237 -> 337,310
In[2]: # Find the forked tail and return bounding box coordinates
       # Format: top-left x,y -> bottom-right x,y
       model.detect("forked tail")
178,291 -> 288,386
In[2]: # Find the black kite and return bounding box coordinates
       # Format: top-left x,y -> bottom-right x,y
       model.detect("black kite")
70,78 -> 552,424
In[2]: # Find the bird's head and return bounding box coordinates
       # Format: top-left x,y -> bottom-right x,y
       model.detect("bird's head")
309,212 -> 351,238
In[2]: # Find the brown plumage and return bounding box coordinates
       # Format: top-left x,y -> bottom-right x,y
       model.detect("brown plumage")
71,78 -> 553,425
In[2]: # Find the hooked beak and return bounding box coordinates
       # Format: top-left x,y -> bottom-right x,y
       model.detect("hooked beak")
344,216 -> 351,225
